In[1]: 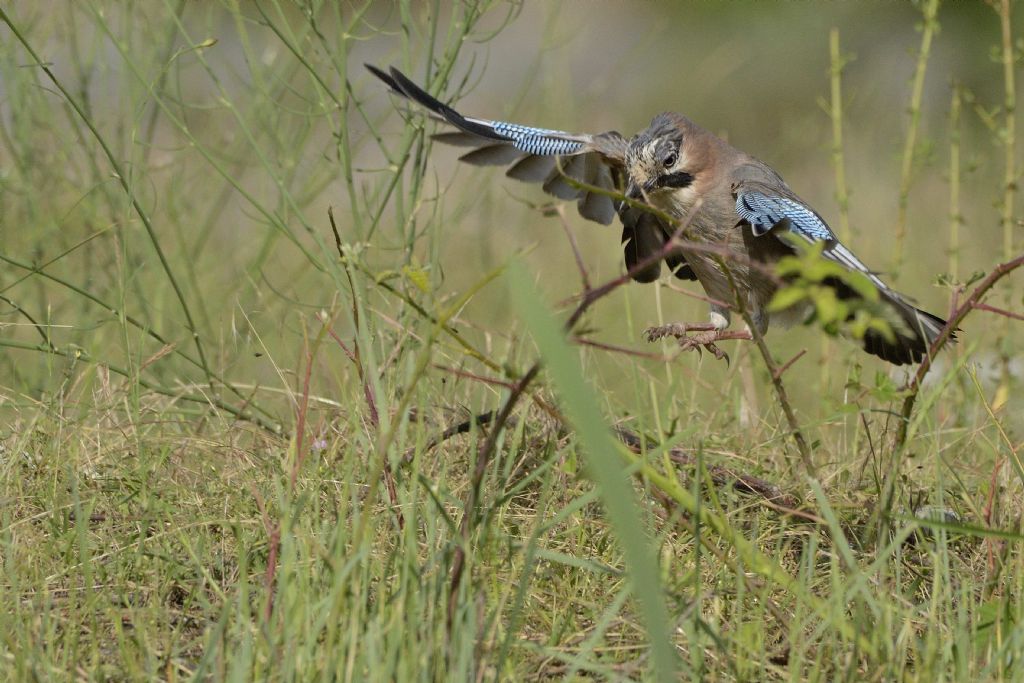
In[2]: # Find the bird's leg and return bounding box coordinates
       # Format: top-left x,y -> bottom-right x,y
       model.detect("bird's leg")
708,305 -> 731,331
742,304 -> 770,337
644,305 -> 751,363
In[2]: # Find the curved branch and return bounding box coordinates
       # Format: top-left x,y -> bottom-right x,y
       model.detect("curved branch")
896,253 -> 1024,447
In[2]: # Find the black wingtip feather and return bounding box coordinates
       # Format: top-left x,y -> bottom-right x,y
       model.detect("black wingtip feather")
371,65 -> 509,143
365,63 -> 399,92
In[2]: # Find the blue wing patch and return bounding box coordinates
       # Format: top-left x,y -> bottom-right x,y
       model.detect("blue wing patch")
488,121 -> 586,156
735,189 -> 888,287
735,191 -> 834,241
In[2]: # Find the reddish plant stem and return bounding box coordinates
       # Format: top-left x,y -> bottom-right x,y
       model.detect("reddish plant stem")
571,336 -> 673,360
432,364 -> 519,391
252,490 -> 281,623
291,344 -> 315,490
896,253 -> 1024,447
974,302 -> 1024,322
773,349 -> 808,381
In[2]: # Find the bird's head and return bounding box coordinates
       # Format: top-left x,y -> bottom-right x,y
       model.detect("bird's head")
624,113 -> 707,210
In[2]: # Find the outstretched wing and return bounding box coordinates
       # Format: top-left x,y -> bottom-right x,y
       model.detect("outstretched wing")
733,178 -> 948,365
368,65 -> 620,224
368,65 -> 694,282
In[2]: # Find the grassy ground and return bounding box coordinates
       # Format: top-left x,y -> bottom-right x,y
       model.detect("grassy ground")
1,1 -> 1023,680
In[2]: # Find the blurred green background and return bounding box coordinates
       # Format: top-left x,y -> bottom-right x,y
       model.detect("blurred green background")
1,1 -> 1020,427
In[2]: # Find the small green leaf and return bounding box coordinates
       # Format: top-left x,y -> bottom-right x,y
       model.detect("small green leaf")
773,255 -> 805,278
841,270 -> 879,301
804,258 -> 846,283
768,285 -> 809,312
374,269 -> 399,284
402,265 -> 431,293
810,287 -> 844,324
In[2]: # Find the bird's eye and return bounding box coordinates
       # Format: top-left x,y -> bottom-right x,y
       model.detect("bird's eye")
663,153 -> 677,168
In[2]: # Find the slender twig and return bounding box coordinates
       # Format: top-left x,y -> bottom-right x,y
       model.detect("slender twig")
614,428 -> 804,512
982,452 -> 1006,572
324,321 -> 380,427
994,0 -> 1018,385
432,365 -> 518,391
749,321 -> 813,473
251,489 -> 280,623
0,294 -> 57,350
330,210 -> 404,530
996,0 -> 1017,264
853,412 -> 879,491
324,325 -> 358,364
661,280 -> 734,312
290,327 -> 321,491
973,302 -> 1024,322
717,260 -> 815,474
571,336 -> 672,361
772,349 -> 808,381
554,205 -> 592,291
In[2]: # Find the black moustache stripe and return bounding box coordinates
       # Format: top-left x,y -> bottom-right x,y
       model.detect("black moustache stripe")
659,172 -> 695,189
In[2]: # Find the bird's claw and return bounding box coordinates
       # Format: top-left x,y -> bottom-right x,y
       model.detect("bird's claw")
677,332 -> 730,363
643,322 -> 719,343
643,323 -> 740,365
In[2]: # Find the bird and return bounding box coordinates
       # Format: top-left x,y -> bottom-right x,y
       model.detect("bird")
366,64 -> 951,365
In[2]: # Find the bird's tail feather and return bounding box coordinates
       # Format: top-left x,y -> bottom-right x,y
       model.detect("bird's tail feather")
820,275 -> 952,365
861,291 -> 951,366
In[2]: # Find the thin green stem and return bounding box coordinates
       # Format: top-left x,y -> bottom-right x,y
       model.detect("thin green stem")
995,0 -> 1018,378
828,27 -> 851,243
893,0 -> 940,274
997,0 -> 1017,264
0,8 -> 217,396
948,85 -> 962,281
825,27 -> 852,391
0,252 -> 277,424
0,338 -> 281,433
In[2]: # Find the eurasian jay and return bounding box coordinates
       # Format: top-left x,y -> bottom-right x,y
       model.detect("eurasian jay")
367,65 -> 949,365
